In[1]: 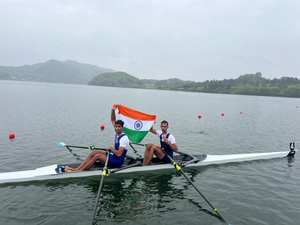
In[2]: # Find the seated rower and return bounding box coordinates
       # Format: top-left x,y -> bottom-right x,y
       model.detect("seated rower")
143,120 -> 178,165
65,104 -> 129,172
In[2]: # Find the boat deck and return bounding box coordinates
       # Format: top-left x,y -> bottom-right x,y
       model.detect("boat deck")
56,153 -> 208,173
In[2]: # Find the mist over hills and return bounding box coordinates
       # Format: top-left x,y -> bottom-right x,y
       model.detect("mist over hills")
0,59 -> 114,84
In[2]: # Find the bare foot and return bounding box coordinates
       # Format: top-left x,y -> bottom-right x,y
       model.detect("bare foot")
65,167 -> 75,172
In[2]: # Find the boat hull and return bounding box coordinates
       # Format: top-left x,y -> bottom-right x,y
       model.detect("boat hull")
0,150 -> 295,184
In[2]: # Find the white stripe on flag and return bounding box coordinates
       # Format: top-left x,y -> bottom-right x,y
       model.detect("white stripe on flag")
118,114 -> 154,131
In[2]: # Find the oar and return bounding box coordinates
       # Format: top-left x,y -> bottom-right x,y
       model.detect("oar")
56,142 -> 107,151
91,151 -> 110,224
129,142 -> 145,158
129,142 -> 147,147
160,147 -> 230,224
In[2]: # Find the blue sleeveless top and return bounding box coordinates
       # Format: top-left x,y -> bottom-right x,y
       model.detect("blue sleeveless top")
114,133 -> 128,160
160,133 -> 173,161
107,133 -> 128,168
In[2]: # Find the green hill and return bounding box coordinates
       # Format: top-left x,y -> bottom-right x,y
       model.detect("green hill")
88,72 -> 143,88
0,59 -> 114,84
88,71 -> 300,98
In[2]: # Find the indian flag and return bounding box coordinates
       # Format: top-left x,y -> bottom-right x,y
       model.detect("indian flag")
117,105 -> 156,143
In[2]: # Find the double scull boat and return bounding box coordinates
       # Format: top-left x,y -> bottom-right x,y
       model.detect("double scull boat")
0,143 -> 296,184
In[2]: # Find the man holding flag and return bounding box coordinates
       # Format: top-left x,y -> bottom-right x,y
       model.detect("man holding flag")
65,104 -> 129,171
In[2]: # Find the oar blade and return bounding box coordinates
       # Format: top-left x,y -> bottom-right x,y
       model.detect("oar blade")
56,142 -> 66,146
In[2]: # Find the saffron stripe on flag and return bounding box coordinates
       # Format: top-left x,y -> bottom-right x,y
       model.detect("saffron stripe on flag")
117,105 -> 156,121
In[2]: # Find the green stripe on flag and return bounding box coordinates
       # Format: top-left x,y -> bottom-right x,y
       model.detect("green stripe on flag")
123,127 -> 149,143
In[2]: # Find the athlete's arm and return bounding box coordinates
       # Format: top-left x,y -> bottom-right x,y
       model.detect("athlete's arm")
107,146 -> 126,157
111,104 -> 117,125
169,143 -> 178,153
164,135 -> 178,153
107,136 -> 128,157
150,126 -> 157,134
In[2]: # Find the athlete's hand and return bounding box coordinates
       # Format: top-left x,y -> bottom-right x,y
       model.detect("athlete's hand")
111,104 -> 118,110
164,139 -> 170,145
107,146 -> 114,152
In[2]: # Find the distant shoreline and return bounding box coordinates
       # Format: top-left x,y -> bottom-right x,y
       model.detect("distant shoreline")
3,78 -> 300,99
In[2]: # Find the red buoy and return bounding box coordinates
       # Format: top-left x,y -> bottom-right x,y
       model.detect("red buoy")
240,112 -> 243,114
9,133 -> 15,139
222,113 -> 224,116
100,124 -> 105,129
198,115 -> 201,118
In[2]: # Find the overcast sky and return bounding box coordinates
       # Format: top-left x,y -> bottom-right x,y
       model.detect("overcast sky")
0,0 -> 299,81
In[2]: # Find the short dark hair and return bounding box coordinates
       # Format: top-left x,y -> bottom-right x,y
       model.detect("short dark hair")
161,120 -> 168,126
115,120 -> 124,126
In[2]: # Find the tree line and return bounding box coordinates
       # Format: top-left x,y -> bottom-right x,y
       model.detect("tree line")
88,72 -> 300,98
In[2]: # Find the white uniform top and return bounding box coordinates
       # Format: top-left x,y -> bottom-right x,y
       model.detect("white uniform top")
109,134 -> 129,156
156,131 -> 176,145
119,135 -> 129,150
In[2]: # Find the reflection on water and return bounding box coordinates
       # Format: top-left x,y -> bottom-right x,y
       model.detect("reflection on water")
287,155 -> 295,167
0,167 -> 225,224
92,171 -> 224,224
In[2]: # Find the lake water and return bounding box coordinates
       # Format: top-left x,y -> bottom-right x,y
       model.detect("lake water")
0,80 -> 299,225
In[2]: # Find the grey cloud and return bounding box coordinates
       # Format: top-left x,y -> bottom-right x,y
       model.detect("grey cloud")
0,0 -> 299,81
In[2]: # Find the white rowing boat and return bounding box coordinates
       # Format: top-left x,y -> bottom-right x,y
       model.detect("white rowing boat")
0,143 -> 296,184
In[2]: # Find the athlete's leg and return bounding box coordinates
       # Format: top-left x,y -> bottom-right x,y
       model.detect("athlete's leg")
143,145 -> 165,165
153,146 -> 165,160
70,151 -> 106,171
143,144 -> 155,165
75,153 -> 107,171
143,144 -> 153,162
67,150 -> 102,170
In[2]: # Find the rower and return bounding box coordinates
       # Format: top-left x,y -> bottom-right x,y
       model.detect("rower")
142,120 -> 178,165
65,104 -> 129,172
